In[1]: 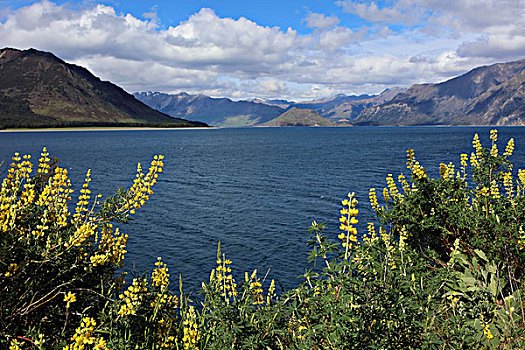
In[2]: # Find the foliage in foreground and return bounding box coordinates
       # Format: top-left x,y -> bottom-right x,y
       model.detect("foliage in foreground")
1,130 -> 525,349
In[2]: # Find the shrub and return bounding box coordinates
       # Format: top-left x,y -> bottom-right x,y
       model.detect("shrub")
0,149 -> 178,348
1,130 -> 524,349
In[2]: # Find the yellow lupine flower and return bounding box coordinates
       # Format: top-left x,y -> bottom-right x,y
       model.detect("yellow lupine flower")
339,192 -> 359,254
182,306 -> 200,350
383,187 -> 390,203
64,291 -> 76,308
211,242 -> 238,302
490,129 -> 498,142
9,339 -> 23,350
472,133 -> 483,159
504,138 -> 515,157
369,188 -> 379,211
470,152 -> 479,167
63,317 -> 108,350
490,180 -> 501,199
406,148 -> 415,170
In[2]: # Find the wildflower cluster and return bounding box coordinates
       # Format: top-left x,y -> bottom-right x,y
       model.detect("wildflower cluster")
118,278 -> 148,317
369,188 -> 380,211
365,130 -> 525,346
63,317 -> 108,350
0,149 -> 169,348
3,131 -> 525,349
182,306 -> 200,350
150,258 -> 178,310
406,148 -> 427,179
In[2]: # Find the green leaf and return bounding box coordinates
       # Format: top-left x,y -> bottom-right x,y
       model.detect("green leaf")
489,275 -> 498,297
474,249 -> 488,262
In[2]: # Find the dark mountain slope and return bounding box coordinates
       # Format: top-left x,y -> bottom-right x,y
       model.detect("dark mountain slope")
0,48 -> 206,128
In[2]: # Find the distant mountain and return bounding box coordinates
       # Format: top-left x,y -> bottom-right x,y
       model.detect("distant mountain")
260,107 -> 336,127
355,59 -> 525,126
135,89 -> 404,126
134,92 -> 283,127
0,48 -> 207,129
309,88 -> 407,123
292,93 -> 373,119
252,93 -> 384,122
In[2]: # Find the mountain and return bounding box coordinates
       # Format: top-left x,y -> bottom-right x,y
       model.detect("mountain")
291,93 -> 373,120
260,107 -> 336,127
355,59 -> 525,126
305,88 -> 407,123
135,89 -> 404,127
0,48 -> 207,129
134,91 -> 283,127
251,93 -> 389,122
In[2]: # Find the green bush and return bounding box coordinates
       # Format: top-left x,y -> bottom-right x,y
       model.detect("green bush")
1,130 -> 524,349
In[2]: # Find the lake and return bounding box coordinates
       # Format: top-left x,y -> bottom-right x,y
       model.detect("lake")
1,126 -> 524,293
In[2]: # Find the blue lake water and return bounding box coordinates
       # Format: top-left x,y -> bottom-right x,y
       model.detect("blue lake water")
1,126 -> 525,293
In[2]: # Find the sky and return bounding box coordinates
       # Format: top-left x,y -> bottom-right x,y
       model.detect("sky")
0,0 -> 524,101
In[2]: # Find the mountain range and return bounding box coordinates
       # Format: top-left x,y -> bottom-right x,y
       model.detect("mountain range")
0,48 -> 207,129
136,58 -> 525,127
133,91 -> 283,127
1,47 -> 523,128
355,59 -> 525,126
134,88 -> 405,127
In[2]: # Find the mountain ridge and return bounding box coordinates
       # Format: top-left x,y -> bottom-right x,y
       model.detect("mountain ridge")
134,89 -> 404,126
133,91 -> 284,127
355,58 -> 525,126
3,47 -> 523,128
0,48 -> 207,129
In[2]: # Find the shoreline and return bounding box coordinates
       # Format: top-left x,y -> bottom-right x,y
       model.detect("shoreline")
0,126 -> 216,132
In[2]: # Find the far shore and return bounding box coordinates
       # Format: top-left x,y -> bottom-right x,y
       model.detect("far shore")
0,126 -> 216,132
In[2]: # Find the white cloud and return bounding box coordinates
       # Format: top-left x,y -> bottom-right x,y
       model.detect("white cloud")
303,12 -> 340,29
458,34 -> 525,59
336,0 -> 525,60
0,0 -> 523,100
258,78 -> 288,94
420,0 -> 524,32
72,55 -> 219,92
318,26 -> 365,50
336,0 -> 424,25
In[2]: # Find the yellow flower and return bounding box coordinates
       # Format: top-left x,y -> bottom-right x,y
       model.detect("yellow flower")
406,148 -> 415,169
490,129 -> 498,142
64,291 -> 76,308
504,138 -> 515,157
9,339 -> 23,350
63,317 -> 109,350
369,188 -> 379,211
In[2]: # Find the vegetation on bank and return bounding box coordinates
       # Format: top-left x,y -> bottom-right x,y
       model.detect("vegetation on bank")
0,120 -> 209,130
1,130 -> 524,349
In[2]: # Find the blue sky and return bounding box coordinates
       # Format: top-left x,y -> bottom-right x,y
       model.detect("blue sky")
0,0 -> 524,100
1,0 -> 369,32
